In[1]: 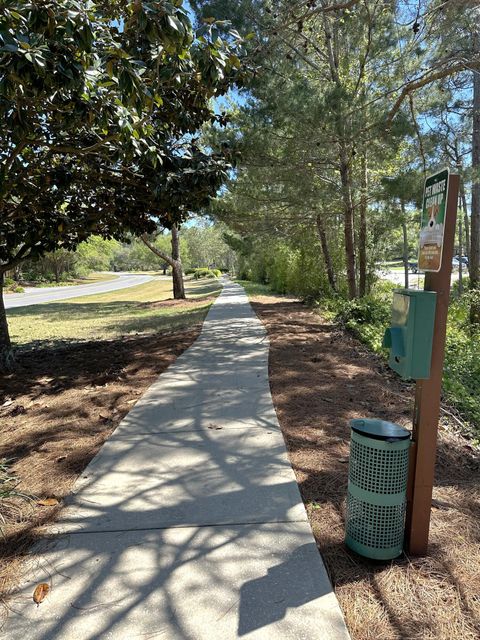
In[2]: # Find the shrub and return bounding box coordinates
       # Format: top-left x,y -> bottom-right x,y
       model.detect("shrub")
3,278 -> 25,293
451,277 -> 470,299
323,282 -> 480,437
192,268 -> 220,279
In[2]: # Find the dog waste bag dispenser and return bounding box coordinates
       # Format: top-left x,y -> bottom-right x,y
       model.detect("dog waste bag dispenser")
345,419 -> 411,560
382,289 -> 437,380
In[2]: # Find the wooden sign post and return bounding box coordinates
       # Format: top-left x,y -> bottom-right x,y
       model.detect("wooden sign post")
405,172 -> 459,556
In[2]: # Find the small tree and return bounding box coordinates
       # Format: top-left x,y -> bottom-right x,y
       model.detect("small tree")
138,140 -> 233,298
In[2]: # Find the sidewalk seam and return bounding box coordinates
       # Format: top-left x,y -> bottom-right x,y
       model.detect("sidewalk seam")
45,518 -> 310,537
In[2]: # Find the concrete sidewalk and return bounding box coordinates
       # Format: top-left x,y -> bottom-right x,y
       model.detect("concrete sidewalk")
4,281 -> 350,640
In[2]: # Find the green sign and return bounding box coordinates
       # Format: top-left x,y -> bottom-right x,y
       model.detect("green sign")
419,168 -> 450,272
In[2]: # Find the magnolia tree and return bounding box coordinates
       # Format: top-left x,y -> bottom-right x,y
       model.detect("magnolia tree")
0,0 -> 244,369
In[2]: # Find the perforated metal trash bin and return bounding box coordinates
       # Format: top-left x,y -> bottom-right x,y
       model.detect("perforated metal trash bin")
345,419 -> 411,560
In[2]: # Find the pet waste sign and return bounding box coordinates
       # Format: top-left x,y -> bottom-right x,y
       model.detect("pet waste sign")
418,168 -> 450,272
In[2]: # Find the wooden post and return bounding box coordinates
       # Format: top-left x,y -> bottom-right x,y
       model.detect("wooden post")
405,173 -> 459,556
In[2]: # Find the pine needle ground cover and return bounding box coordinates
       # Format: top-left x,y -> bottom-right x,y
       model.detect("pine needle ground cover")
0,278 -> 221,615
243,283 -> 480,640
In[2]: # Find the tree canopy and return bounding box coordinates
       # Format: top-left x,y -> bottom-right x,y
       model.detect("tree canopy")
0,1 -> 244,272
195,0 -> 480,299
0,0 -> 245,367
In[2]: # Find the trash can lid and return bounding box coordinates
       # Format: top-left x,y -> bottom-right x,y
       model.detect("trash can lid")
350,418 -> 410,442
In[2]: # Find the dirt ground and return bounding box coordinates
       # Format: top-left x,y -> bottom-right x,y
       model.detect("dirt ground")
0,323 -> 204,611
250,294 -> 480,640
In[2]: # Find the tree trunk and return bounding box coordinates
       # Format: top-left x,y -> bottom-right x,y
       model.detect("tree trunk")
172,262 -> 185,299
141,227 -> 185,300
470,31 -> 480,324
315,214 -> 337,293
323,17 -> 356,298
458,213 -> 464,295
460,182 -> 470,265
359,146 -> 368,296
339,148 -> 357,299
0,272 -> 14,372
171,224 -> 185,300
401,201 -> 409,290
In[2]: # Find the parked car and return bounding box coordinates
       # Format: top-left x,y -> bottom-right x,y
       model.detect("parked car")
452,255 -> 469,268
408,261 -> 419,274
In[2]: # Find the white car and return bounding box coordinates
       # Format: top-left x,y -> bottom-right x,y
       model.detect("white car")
452,256 -> 468,268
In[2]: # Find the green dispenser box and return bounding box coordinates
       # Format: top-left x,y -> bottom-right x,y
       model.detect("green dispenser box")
382,289 -> 437,380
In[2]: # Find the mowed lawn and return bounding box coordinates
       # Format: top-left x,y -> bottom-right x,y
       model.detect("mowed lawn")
7,277 -> 222,346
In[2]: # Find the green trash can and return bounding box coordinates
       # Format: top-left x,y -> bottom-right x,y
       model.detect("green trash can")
345,418 -> 411,560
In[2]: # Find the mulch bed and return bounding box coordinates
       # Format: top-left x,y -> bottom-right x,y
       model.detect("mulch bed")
0,325 -> 204,614
250,294 -> 480,640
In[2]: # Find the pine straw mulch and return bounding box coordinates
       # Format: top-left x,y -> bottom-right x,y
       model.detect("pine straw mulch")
0,324 -> 205,620
250,293 -> 480,640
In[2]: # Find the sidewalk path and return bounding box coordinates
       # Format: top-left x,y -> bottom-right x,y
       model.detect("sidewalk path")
4,281 -> 350,640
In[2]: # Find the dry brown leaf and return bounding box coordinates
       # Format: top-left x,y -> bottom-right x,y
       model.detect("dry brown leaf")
33,583 -> 50,605
10,404 -> 26,416
37,498 -> 59,507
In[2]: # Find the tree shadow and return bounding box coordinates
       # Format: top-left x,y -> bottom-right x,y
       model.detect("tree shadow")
0,282 -> 346,639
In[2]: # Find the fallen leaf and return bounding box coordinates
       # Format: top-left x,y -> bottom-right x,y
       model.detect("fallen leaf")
207,423 -> 223,430
99,413 -> 110,421
56,455 -> 67,463
2,399 -> 13,407
33,583 -> 50,605
127,399 -> 137,405
11,405 -> 26,416
37,498 -> 59,507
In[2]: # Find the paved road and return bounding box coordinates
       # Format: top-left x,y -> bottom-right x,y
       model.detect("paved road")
4,272 -> 156,309
378,268 -> 462,289
4,281 -> 350,640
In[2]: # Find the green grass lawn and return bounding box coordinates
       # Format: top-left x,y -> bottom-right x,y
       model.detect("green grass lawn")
235,280 -> 275,297
7,277 -> 222,347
